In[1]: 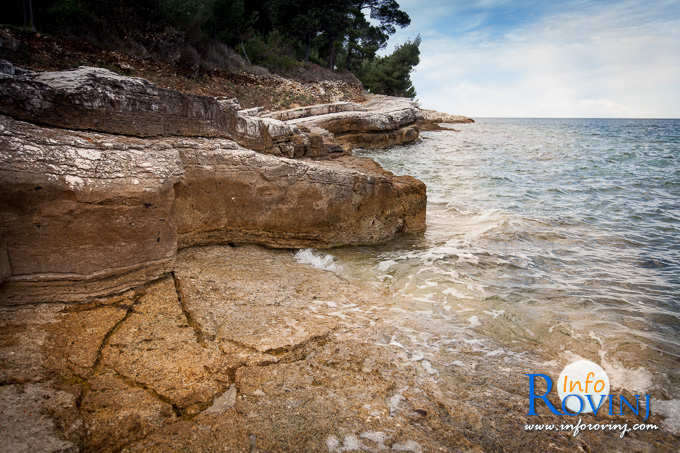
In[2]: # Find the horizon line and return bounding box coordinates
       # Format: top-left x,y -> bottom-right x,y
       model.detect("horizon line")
463,116 -> 680,120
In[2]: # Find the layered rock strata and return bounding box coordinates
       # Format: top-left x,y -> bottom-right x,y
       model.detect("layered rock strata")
0,113 -> 425,304
0,64 -> 322,158
416,108 -> 475,131
286,95 -> 421,150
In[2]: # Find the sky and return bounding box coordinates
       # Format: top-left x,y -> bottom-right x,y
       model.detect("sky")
384,0 -> 680,118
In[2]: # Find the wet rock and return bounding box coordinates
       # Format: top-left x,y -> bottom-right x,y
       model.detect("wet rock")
202,385 -> 237,415
174,246 -> 339,358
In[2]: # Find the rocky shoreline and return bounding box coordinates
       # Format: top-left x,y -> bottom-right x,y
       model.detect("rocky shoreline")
0,63 -> 447,304
2,62 -> 678,453
0,62 -> 474,451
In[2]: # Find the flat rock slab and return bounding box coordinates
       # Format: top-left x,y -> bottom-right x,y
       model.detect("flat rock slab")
1,245 -> 678,452
100,278 -> 230,412
175,246 -> 340,354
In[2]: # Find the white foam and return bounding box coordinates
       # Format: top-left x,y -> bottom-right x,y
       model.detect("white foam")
360,431 -> 388,449
654,399 -> 680,435
392,440 -> 422,453
376,259 -> 397,272
421,360 -> 438,375
483,309 -> 505,319
599,351 -> 654,394
468,315 -> 481,327
294,248 -> 342,272
326,435 -> 340,451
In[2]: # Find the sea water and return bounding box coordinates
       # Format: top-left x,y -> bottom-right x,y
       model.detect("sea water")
303,118 -> 680,407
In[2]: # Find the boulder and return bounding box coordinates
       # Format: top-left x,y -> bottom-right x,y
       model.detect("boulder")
0,114 -> 425,303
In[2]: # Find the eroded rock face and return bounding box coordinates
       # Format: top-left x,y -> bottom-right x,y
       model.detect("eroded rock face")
0,64 -> 319,157
175,146 -> 426,249
289,95 -> 421,150
0,114 -> 181,304
0,65 -> 233,138
0,114 -> 425,303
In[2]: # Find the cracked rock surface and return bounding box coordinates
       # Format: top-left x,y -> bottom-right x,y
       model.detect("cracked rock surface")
1,244 -> 678,452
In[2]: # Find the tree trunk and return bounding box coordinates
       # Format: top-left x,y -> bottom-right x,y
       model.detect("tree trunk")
304,34 -> 312,62
24,0 -> 35,31
328,40 -> 337,70
240,42 -> 251,65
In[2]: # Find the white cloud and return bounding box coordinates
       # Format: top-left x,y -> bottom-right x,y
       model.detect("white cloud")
397,0 -> 680,117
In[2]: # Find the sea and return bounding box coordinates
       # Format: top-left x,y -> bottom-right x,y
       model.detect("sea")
296,118 -> 680,428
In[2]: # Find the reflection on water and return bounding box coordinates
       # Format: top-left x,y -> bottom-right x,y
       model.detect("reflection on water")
326,118 -> 680,402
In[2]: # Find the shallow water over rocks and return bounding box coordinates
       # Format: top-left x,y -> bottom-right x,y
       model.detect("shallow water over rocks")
310,118 -> 680,433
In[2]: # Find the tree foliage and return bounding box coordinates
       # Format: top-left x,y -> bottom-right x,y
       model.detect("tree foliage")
6,0 -> 421,97
358,36 -> 420,98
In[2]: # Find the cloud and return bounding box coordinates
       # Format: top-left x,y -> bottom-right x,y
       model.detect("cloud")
394,0 -> 680,117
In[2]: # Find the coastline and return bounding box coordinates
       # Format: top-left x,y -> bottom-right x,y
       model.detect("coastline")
1,46 -> 676,453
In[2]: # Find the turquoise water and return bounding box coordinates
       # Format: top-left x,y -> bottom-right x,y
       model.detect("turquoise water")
324,118 -> 680,399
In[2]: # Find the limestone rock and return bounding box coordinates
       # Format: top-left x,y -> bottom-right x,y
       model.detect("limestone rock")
0,65 -> 232,138
0,297 -> 129,383
288,95 -> 421,149
263,101 -> 366,121
0,240 -> 10,285
416,109 -> 474,130
174,246 -> 339,356
100,278 -> 230,412
0,64 -> 321,156
0,114 -> 425,303
0,383 -> 81,453
80,371 -> 177,452
0,114 -> 180,304
175,146 -> 426,249
417,108 -> 475,124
